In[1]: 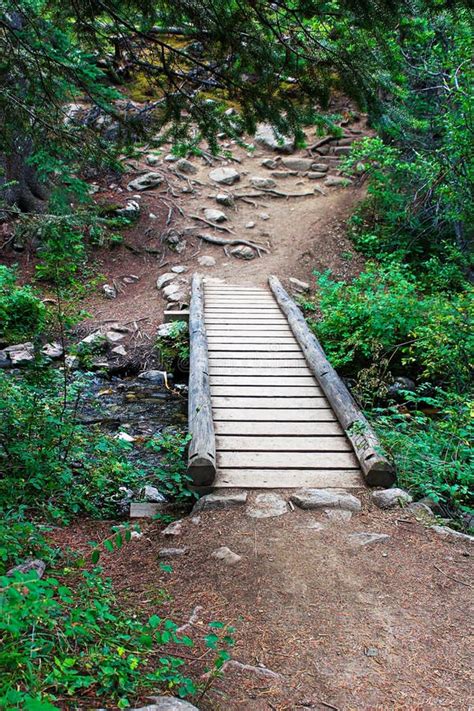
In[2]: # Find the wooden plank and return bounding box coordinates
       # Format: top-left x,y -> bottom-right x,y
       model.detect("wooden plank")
209,376 -> 316,386
205,319 -> 288,324
217,451 -> 359,468
210,385 -> 322,397
212,396 -> 329,408
216,435 -> 352,451
214,469 -> 363,488
209,367 -> 313,376
214,421 -> 344,435
209,357 -> 307,367
208,335 -> 294,342
213,408 -> 337,421
206,325 -> 292,332
207,344 -> 301,352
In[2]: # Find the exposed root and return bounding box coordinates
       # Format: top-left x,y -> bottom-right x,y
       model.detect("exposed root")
189,214 -> 237,234
198,233 -> 270,257
177,605 -> 204,634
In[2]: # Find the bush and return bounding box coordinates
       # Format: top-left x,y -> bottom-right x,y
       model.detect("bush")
306,263 -> 473,388
0,266 -> 46,344
156,321 -> 190,372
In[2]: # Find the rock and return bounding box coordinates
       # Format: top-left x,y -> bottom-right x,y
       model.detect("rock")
146,153 -> 160,166
203,208 -> 227,223
192,491 -> 248,513
157,323 -> 175,338
215,192 -> 234,207
162,520 -> 183,536
116,200 -> 140,219
102,284 -> 117,299
372,488 -> 413,509
41,342 -> 63,359
105,330 -> 125,344
4,342 -> 34,365
311,163 -> 329,172
305,521 -> 326,531
81,330 -> 103,346
259,212 -> 270,221
164,154 -> 178,162
387,376 -> 416,400
131,531 -> 143,540
138,370 -> 167,384
431,526 -> 474,544
143,485 -> 167,503
198,256 -> 216,267
324,509 -> 352,522
0,350 -> 10,368
245,221 -> 255,229
250,176 -> 276,189
246,493 -> 288,519
111,345 -> 127,356
132,696 -> 200,711
209,167 -> 240,185
127,172 -> 164,191
261,158 -> 278,169
281,157 -> 314,171
307,172 -> 327,180
349,532 -> 390,547
289,277 -> 309,293
158,547 -> 188,558
171,265 -> 187,274
211,546 -> 242,565
290,489 -> 362,512
116,431 -> 135,443
123,274 -> 140,283
230,245 -> 255,260
7,559 -> 46,578
162,282 -> 183,300
324,176 -> 352,187
156,272 -> 176,289
334,146 -> 351,155
163,230 -> 187,253
175,158 -> 197,175
254,123 -> 294,153
271,171 -> 291,179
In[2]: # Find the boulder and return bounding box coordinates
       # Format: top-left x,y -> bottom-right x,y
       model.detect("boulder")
138,370 -> 167,383
311,163 -> 329,172
254,123 -> 294,153
230,245 -> 255,260
431,526 -> 474,544
203,208 -> 227,223
156,273 -> 176,289
372,488 -> 413,510
175,158 -> 197,174
324,176 -> 352,187
250,176 -> 276,189
211,546 -> 242,565
290,488 -> 362,512
192,491 -> 247,513
307,172 -> 327,180
261,158 -> 278,169
246,493 -> 287,519
142,485 -> 167,503
209,167 -> 240,185
132,696 -> 200,711
171,265 -> 187,274
4,342 -> 34,365
7,559 -> 46,579
127,172 -> 164,191
41,342 -> 63,359
281,157 -> 314,172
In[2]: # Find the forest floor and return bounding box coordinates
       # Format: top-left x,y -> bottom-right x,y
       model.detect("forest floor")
7,105 -> 473,709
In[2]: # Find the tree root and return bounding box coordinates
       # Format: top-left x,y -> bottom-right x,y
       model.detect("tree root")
198,233 -> 270,257
189,214 -> 236,234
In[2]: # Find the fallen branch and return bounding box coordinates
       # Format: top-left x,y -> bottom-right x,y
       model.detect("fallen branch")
177,605 -> 204,634
434,564 -> 473,588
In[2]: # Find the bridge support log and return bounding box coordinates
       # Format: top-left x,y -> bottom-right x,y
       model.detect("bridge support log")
188,273 -> 216,486
268,275 -> 395,487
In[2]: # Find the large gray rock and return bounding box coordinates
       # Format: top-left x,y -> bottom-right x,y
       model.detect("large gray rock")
7,559 -> 46,578
41,342 -> 63,359
209,167 -> 240,185
142,485 -> 166,503
127,172 -> 164,191
198,255 -> 216,267
133,696 -> 200,710
156,273 -> 176,289
203,208 -> 227,223
246,493 -> 288,519
372,488 -> 412,509
254,123 -> 294,153
230,245 -> 255,260
250,176 -> 276,190
290,488 -> 362,512
193,491 -> 247,513
211,546 -> 242,565
175,158 -> 197,175
431,525 -> 473,544
349,532 -> 390,547
324,176 -> 352,187
215,192 -> 234,207
4,342 -> 34,365
281,157 -> 314,171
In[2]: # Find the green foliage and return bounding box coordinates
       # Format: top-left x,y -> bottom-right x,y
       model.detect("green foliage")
0,266 -> 46,343
374,389 -> 473,517
0,512 -> 55,576
146,431 -> 194,501
156,321 -> 190,372
306,264 -> 473,388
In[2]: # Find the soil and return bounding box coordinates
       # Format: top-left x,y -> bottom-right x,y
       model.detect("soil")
52,496 -> 473,710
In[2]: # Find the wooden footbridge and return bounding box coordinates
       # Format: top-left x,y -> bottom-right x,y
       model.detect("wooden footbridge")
188,275 -> 394,490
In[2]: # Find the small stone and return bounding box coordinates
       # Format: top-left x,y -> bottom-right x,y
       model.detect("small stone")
245,221 -> 255,229
102,284 -> 117,299
143,485 -> 167,503
324,509 -> 352,522
289,277 -> 309,293
130,531 -> 143,540
157,323 -> 175,338
132,696 -> 200,710
271,171 -> 291,179
156,272 -> 176,289
305,521 -> 326,531
171,265 -> 187,274
149,213 -> 158,219
111,345 -> 127,356
431,526 -> 474,544
211,546 -> 242,565
146,153 -> 160,166
372,488 -> 413,510
215,192 -> 234,207
281,157 -> 314,171
162,520 -> 183,536
209,167 -> 240,185
7,559 -> 46,579
4,342 -> 35,365
192,491 -> 248,513
261,158 -> 278,169
164,154 -> 178,162
230,245 -> 255,260
162,282 -> 182,299
0,350 -> 10,368
307,172 -> 327,180
41,342 -> 63,359
290,488 -> 362,512
176,158 -> 197,174
116,200 -> 140,219
123,274 -> 140,283
158,547 -> 188,558
105,330 -> 125,344
246,493 -> 288,519
127,172 -> 164,191
138,370 -> 167,384
349,532 -> 390,547
254,123 -> 294,153
191,516 -> 201,525
311,163 -> 329,172
324,176 -> 352,187
198,255 -> 216,267
259,212 -> 270,221
115,431 -> 135,443
250,176 -> 276,189
203,208 -> 227,223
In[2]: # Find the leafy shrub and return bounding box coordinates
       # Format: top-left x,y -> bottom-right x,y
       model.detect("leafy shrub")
0,512 -> 55,576
306,263 -> 473,388
156,321 -> 190,372
146,431 -> 194,502
0,266 -> 46,344
373,389 -> 473,517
